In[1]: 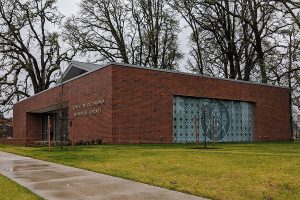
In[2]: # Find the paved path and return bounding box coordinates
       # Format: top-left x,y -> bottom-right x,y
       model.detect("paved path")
0,151 -> 208,200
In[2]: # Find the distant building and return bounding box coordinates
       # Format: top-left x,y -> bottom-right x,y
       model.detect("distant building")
0,61 -> 292,145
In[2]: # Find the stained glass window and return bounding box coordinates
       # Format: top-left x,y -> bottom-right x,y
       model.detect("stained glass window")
173,96 -> 254,143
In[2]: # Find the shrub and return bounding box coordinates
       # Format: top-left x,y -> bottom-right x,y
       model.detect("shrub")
96,138 -> 102,145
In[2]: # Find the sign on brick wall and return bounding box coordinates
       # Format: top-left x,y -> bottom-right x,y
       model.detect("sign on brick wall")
73,99 -> 105,117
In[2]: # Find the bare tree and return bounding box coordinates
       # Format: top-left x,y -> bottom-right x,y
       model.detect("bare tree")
65,0 -> 129,64
170,0 -> 256,80
272,0 -> 300,29
64,0 -> 182,70
0,0 -> 75,113
172,0 -> 289,83
171,0 -> 299,125
130,0 -> 182,69
268,25 -> 300,129
170,0 -> 205,74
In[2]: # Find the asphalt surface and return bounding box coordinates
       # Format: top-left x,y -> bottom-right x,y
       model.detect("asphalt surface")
0,151 -> 209,200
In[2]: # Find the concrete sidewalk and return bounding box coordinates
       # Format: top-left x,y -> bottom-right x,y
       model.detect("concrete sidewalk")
0,151 -> 208,200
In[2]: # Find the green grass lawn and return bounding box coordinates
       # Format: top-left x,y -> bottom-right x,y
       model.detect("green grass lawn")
0,174 -> 42,200
0,142 -> 299,200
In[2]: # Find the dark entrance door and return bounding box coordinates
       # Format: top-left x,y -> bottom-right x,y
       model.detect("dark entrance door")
41,108 -> 69,141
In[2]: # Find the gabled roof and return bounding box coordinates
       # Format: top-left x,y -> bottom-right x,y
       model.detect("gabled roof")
59,61 -> 101,83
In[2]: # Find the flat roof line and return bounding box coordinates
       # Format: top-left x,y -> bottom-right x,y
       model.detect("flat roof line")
16,62 -> 289,104
106,62 -> 288,89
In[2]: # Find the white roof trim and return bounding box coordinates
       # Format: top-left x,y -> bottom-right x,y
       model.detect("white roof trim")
58,61 -> 102,83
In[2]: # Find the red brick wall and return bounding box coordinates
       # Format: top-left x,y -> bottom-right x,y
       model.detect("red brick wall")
11,67 -> 113,145
111,65 -> 291,143
64,66 -> 112,143
7,64 -> 291,145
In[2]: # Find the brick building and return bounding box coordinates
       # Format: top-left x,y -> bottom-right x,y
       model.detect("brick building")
1,62 -> 291,145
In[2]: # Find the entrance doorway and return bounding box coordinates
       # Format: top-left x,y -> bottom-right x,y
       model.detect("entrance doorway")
41,108 -> 69,142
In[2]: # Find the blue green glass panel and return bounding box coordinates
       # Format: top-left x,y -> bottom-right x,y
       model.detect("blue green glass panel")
173,96 -> 254,143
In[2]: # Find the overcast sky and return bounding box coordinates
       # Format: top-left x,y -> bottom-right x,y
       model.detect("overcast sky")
55,0 -> 190,72
56,0 -> 80,16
